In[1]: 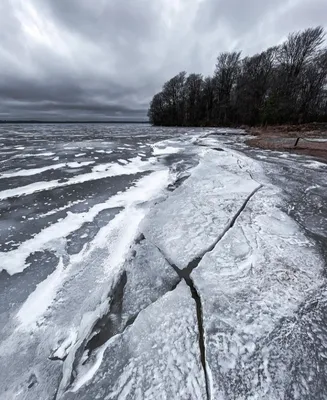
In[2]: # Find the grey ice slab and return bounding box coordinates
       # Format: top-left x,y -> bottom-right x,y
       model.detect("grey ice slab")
143,150 -> 261,269
62,282 -> 206,400
192,185 -> 325,399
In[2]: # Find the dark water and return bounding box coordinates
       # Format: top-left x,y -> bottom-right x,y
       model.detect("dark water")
0,122 -> 199,333
0,123 -> 193,252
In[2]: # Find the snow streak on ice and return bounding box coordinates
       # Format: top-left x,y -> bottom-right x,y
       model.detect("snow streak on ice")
1,125 -> 326,400
0,156 -> 157,200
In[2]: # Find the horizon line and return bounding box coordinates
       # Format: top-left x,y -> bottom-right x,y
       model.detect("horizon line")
0,120 -> 150,124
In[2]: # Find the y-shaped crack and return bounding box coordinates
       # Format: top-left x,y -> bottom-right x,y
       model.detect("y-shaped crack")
154,183 -> 263,400
155,245 -> 211,399
186,275 -> 211,400
185,184 -> 263,277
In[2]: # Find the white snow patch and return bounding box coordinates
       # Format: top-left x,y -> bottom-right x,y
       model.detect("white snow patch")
152,145 -> 181,156
71,340 -> 112,392
38,152 -> 55,156
52,330 -> 78,360
305,185 -> 321,193
305,138 -> 327,142
16,258 -> 66,326
304,160 -> 326,169
0,161 -> 94,179
35,199 -> 85,219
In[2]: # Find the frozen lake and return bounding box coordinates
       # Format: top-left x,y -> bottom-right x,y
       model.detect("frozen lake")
1,123 -> 327,399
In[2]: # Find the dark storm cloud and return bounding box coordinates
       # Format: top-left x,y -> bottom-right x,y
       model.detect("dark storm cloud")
0,0 -> 326,120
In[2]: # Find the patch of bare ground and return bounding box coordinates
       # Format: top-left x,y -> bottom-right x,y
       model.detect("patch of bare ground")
246,123 -> 327,161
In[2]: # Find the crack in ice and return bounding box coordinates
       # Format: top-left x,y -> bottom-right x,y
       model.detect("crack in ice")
151,182 -> 264,400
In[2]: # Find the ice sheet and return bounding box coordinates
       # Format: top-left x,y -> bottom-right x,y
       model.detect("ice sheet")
144,150 -> 261,269
63,282 -> 206,400
192,185 -> 324,399
0,156 -> 158,200
0,169 -> 170,275
0,161 -> 95,178
0,169 -> 172,400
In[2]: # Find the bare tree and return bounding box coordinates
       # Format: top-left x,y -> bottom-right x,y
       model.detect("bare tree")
162,72 -> 187,125
275,26 -> 325,122
201,77 -> 215,126
235,47 -> 277,125
148,26 -> 327,127
213,52 -> 241,125
148,92 -> 165,125
184,74 -> 204,126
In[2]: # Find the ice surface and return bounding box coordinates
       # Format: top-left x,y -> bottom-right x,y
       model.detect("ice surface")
0,169 -> 172,399
121,239 -> 179,319
303,160 -> 326,169
144,149 -> 261,269
35,199 -> 86,219
0,169 -> 169,275
192,184 -> 325,399
2,127 -> 326,400
15,258 -> 67,326
0,161 -> 95,178
0,156 -> 158,200
150,138 -> 189,157
152,145 -> 181,155
38,152 -> 55,156
62,282 -> 206,400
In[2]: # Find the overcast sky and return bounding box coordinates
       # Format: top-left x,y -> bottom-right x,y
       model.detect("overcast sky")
0,0 -> 326,120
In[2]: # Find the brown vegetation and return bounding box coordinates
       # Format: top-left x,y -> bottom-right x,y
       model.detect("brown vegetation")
247,123 -> 327,161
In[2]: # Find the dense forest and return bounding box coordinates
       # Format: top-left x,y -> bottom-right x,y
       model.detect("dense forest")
148,27 -> 327,127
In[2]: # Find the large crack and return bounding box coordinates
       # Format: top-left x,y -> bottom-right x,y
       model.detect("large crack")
184,184 -> 263,277
56,182 -> 263,400
154,245 -> 211,399
154,184 -> 263,400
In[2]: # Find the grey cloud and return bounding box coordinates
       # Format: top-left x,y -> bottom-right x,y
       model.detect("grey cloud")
276,0 -> 327,34
195,0 -> 284,35
0,0 -> 326,120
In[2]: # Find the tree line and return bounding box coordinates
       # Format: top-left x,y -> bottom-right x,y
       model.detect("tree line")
148,27 -> 327,127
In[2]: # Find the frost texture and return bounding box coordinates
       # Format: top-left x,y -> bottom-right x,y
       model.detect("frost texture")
2,130 -> 327,400
144,150 -> 261,269
192,184 -> 325,399
63,282 -> 206,400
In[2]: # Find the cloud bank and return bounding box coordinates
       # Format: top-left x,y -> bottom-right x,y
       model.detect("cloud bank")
0,0 -> 326,120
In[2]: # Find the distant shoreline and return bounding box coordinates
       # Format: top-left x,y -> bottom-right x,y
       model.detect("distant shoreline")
0,120 -> 149,124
